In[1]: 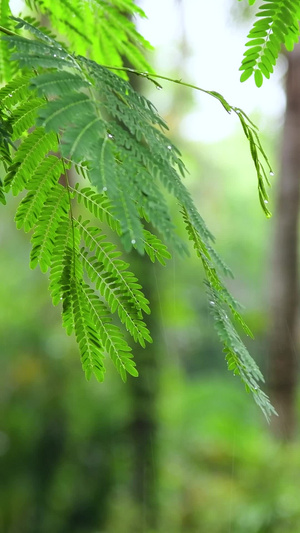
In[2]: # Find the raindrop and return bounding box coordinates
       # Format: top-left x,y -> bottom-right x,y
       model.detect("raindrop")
141,72 -> 148,77
107,133 -> 114,139
8,94 -> 12,97
156,85 -> 162,90
235,109 -> 240,114
131,239 -> 136,244
210,301 -> 215,306
53,54 -> 57,57
264,199 -> 268,204
253,386 -> 258,391
269,171 -> 274,176
167,145 -> 172,150
102,186 -> 107,192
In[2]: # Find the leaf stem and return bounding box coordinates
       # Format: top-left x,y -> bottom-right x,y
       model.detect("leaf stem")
61,154 -> 77,277
0,25 -> 17,36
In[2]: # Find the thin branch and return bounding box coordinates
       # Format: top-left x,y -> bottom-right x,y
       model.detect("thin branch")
0,25 -> 17,37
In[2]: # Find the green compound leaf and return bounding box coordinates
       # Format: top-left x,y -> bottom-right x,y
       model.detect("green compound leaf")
240,0 -> 300,84
0,14 -> 276,416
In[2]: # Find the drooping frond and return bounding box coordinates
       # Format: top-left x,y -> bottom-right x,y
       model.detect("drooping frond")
0,16 -> 276,415
0,26 -> 154,382
98,68 -> 273,216
239,0 -> 300,86
181,205 -> 276,420
206,282 -> 275,419
49,218 -> 140,382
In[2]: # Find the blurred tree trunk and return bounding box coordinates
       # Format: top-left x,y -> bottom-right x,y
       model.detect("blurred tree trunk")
125,69 -> 160,531
268,44 -> 300,440
128,298 -> 159,531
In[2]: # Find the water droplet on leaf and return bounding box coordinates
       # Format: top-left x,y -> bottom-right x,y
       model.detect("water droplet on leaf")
156,85 -> 162,90
210,301 -> 215,306
9,94 -> 12,97
131,239 -> 136,244
167,145 -> 172,150
107,133 -> 114,139
270,171 -> 274,176
53,54 -> 57,57
264,199 -> 268,204
102,186 -> 107,192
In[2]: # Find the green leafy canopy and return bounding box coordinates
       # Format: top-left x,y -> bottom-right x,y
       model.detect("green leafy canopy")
0,3 -> 279,419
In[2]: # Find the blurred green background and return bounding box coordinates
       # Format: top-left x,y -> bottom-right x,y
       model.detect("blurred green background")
1,1 -> 300,532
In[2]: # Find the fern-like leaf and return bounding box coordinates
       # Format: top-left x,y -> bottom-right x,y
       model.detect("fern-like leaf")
70,277 -> 106,382
49,217 -> 74,305
72,184 -> 121,234
5,128 -> 57,195
72,184 -> 171,265
15,156 -> 65,231
11,97 -> 46,140
141,229 -> 172,266
76,217 -> 152,347
181,205 -> 275,420
207,282 -> 276,420
30,184 -> 69,272
0,73 -> 33,108
82,283 -> 138,382
240,0 -> 300,85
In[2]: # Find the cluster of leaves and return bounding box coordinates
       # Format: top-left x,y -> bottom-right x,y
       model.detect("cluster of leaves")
239,0 -> 300,86
0,3 -> 277,418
